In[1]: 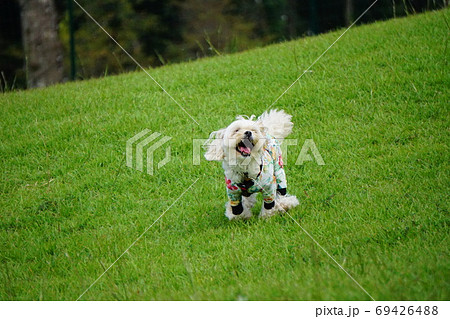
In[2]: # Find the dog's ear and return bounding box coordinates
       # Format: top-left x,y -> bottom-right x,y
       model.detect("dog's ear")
204,129 -> 225,161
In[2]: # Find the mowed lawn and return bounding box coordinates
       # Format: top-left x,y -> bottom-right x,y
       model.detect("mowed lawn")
1,9 -> 449,300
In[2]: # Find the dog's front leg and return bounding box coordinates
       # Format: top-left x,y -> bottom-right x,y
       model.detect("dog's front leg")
225,200 -> 253,220
259,186 -> 280,219
224,178 -> 254,220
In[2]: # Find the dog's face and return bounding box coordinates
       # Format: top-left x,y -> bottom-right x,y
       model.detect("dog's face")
223,119 -> 265,159
205,117 -> 265,162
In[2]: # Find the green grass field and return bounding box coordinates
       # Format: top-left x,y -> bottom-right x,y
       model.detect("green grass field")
1,9 -> 449,300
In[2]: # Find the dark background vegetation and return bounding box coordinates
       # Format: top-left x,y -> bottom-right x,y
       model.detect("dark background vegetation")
0,0 -> 447,91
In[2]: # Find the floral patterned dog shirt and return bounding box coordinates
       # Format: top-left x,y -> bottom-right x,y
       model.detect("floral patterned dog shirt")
225,134 -> 288,214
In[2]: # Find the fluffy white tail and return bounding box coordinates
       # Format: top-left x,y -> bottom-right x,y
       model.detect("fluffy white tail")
258,109 -> 293,140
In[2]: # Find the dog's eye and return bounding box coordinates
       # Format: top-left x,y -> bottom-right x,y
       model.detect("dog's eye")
235,129 -> 239,133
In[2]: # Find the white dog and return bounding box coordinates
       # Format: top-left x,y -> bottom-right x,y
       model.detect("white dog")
205,109 -> 299,220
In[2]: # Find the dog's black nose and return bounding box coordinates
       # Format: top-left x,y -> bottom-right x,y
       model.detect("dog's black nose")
244,131 -> 252,137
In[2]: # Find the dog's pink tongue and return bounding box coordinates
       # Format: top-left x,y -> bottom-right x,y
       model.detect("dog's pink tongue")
239,146 -> 251,154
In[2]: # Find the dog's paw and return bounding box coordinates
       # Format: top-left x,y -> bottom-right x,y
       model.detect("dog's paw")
259,201 -> 282,219
225,202 -> 252,221
259,208 -> 277,219
259,195 -> 299,219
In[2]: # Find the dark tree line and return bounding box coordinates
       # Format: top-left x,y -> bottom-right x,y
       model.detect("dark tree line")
0,0 -> 447,91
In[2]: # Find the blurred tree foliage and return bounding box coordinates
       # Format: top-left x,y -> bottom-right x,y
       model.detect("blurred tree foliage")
0,0 -> 447,90
59,0 -> 177,79
176,0 -> 259,58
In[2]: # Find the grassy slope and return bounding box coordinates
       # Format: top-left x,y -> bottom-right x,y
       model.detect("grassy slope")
1,9 -> 449,300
